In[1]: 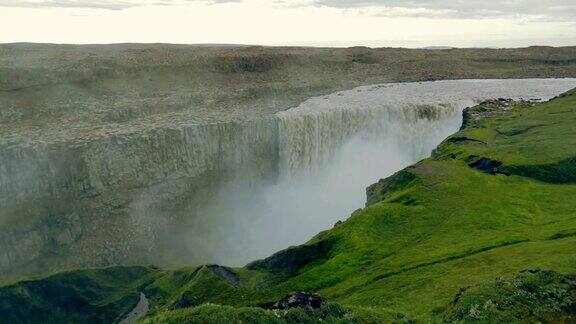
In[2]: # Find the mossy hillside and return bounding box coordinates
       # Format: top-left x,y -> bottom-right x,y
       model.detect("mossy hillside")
437,90 -> 576,182
142,303 -> 413,324
442,269 -> 576,322
0,266 -> 159,323
137,90 -> 576,320
142,265 -> 275,312
266,91 -> 576,316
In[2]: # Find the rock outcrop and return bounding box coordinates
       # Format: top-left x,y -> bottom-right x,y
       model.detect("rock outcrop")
271,292 -> 325,310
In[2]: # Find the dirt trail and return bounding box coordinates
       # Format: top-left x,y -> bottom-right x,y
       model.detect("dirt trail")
119,293 -> 149,324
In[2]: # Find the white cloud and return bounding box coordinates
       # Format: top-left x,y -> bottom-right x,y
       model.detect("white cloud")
0,0 -> 574,46
0,0 -> 240,10
314,0 -> 576,21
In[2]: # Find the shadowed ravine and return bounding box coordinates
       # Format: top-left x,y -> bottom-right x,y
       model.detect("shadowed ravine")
1,79 -> 576,278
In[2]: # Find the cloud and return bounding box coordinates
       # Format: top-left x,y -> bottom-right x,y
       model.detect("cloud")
0,0 -> 134,10
313,0 -> 576,20
3,0 -> 574,21
0,0 -> 241,10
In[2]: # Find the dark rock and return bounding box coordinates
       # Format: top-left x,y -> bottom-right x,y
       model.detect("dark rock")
333,220 -> 343,228
171,298 -> 194,310
446,136 -> 486,144
271,292 -> 325,311
523,268 -> 542,274
468,157 -> 503,175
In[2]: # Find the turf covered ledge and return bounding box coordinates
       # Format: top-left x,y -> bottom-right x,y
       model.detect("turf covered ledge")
366,238 -> 530,285
499,156 -> 576,184
463,155 -> 576,184
441,269 -> 576,322
365,168 -> 418,206
246,238 -> 336,278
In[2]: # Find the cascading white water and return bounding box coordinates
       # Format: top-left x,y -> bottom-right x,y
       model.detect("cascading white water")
277,102 -> 463,176
177,79 -> 576,266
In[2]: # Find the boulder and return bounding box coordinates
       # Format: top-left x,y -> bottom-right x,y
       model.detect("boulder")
272,292 -> 325,310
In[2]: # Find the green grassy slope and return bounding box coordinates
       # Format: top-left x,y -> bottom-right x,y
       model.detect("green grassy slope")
164,89 -> 575,320
1,90 -> 576,322
442,269 -> 576,322
153,89 -> 576,320
142,303 -> 413,324
0,266 -> 158,323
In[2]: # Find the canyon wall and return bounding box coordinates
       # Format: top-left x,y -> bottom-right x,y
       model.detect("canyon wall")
0,119 -> 280,277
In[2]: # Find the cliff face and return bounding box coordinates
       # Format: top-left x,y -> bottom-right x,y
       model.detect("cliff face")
2,79 -> 576,278
0,119 -> 280,277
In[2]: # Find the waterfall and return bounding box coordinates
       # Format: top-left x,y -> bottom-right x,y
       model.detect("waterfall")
182,79 -> 576,266
277,102 -> 463,176
276,78 -> 576,179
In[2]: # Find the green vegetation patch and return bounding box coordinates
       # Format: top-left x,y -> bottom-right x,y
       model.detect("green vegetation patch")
142,303 -> 413,324
442,269 -> 576,323
0,266 -> 158,323
246,238 -> 337,278
366,169 -> 418,206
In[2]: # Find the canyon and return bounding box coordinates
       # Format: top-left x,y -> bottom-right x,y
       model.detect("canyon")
2,44 -> 576,322
2,67 -> 575,277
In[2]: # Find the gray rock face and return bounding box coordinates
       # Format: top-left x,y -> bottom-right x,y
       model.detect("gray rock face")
0,118 -> 280,277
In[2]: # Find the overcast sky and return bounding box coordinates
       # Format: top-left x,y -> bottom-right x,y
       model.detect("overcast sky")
1,0 -> 575,47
